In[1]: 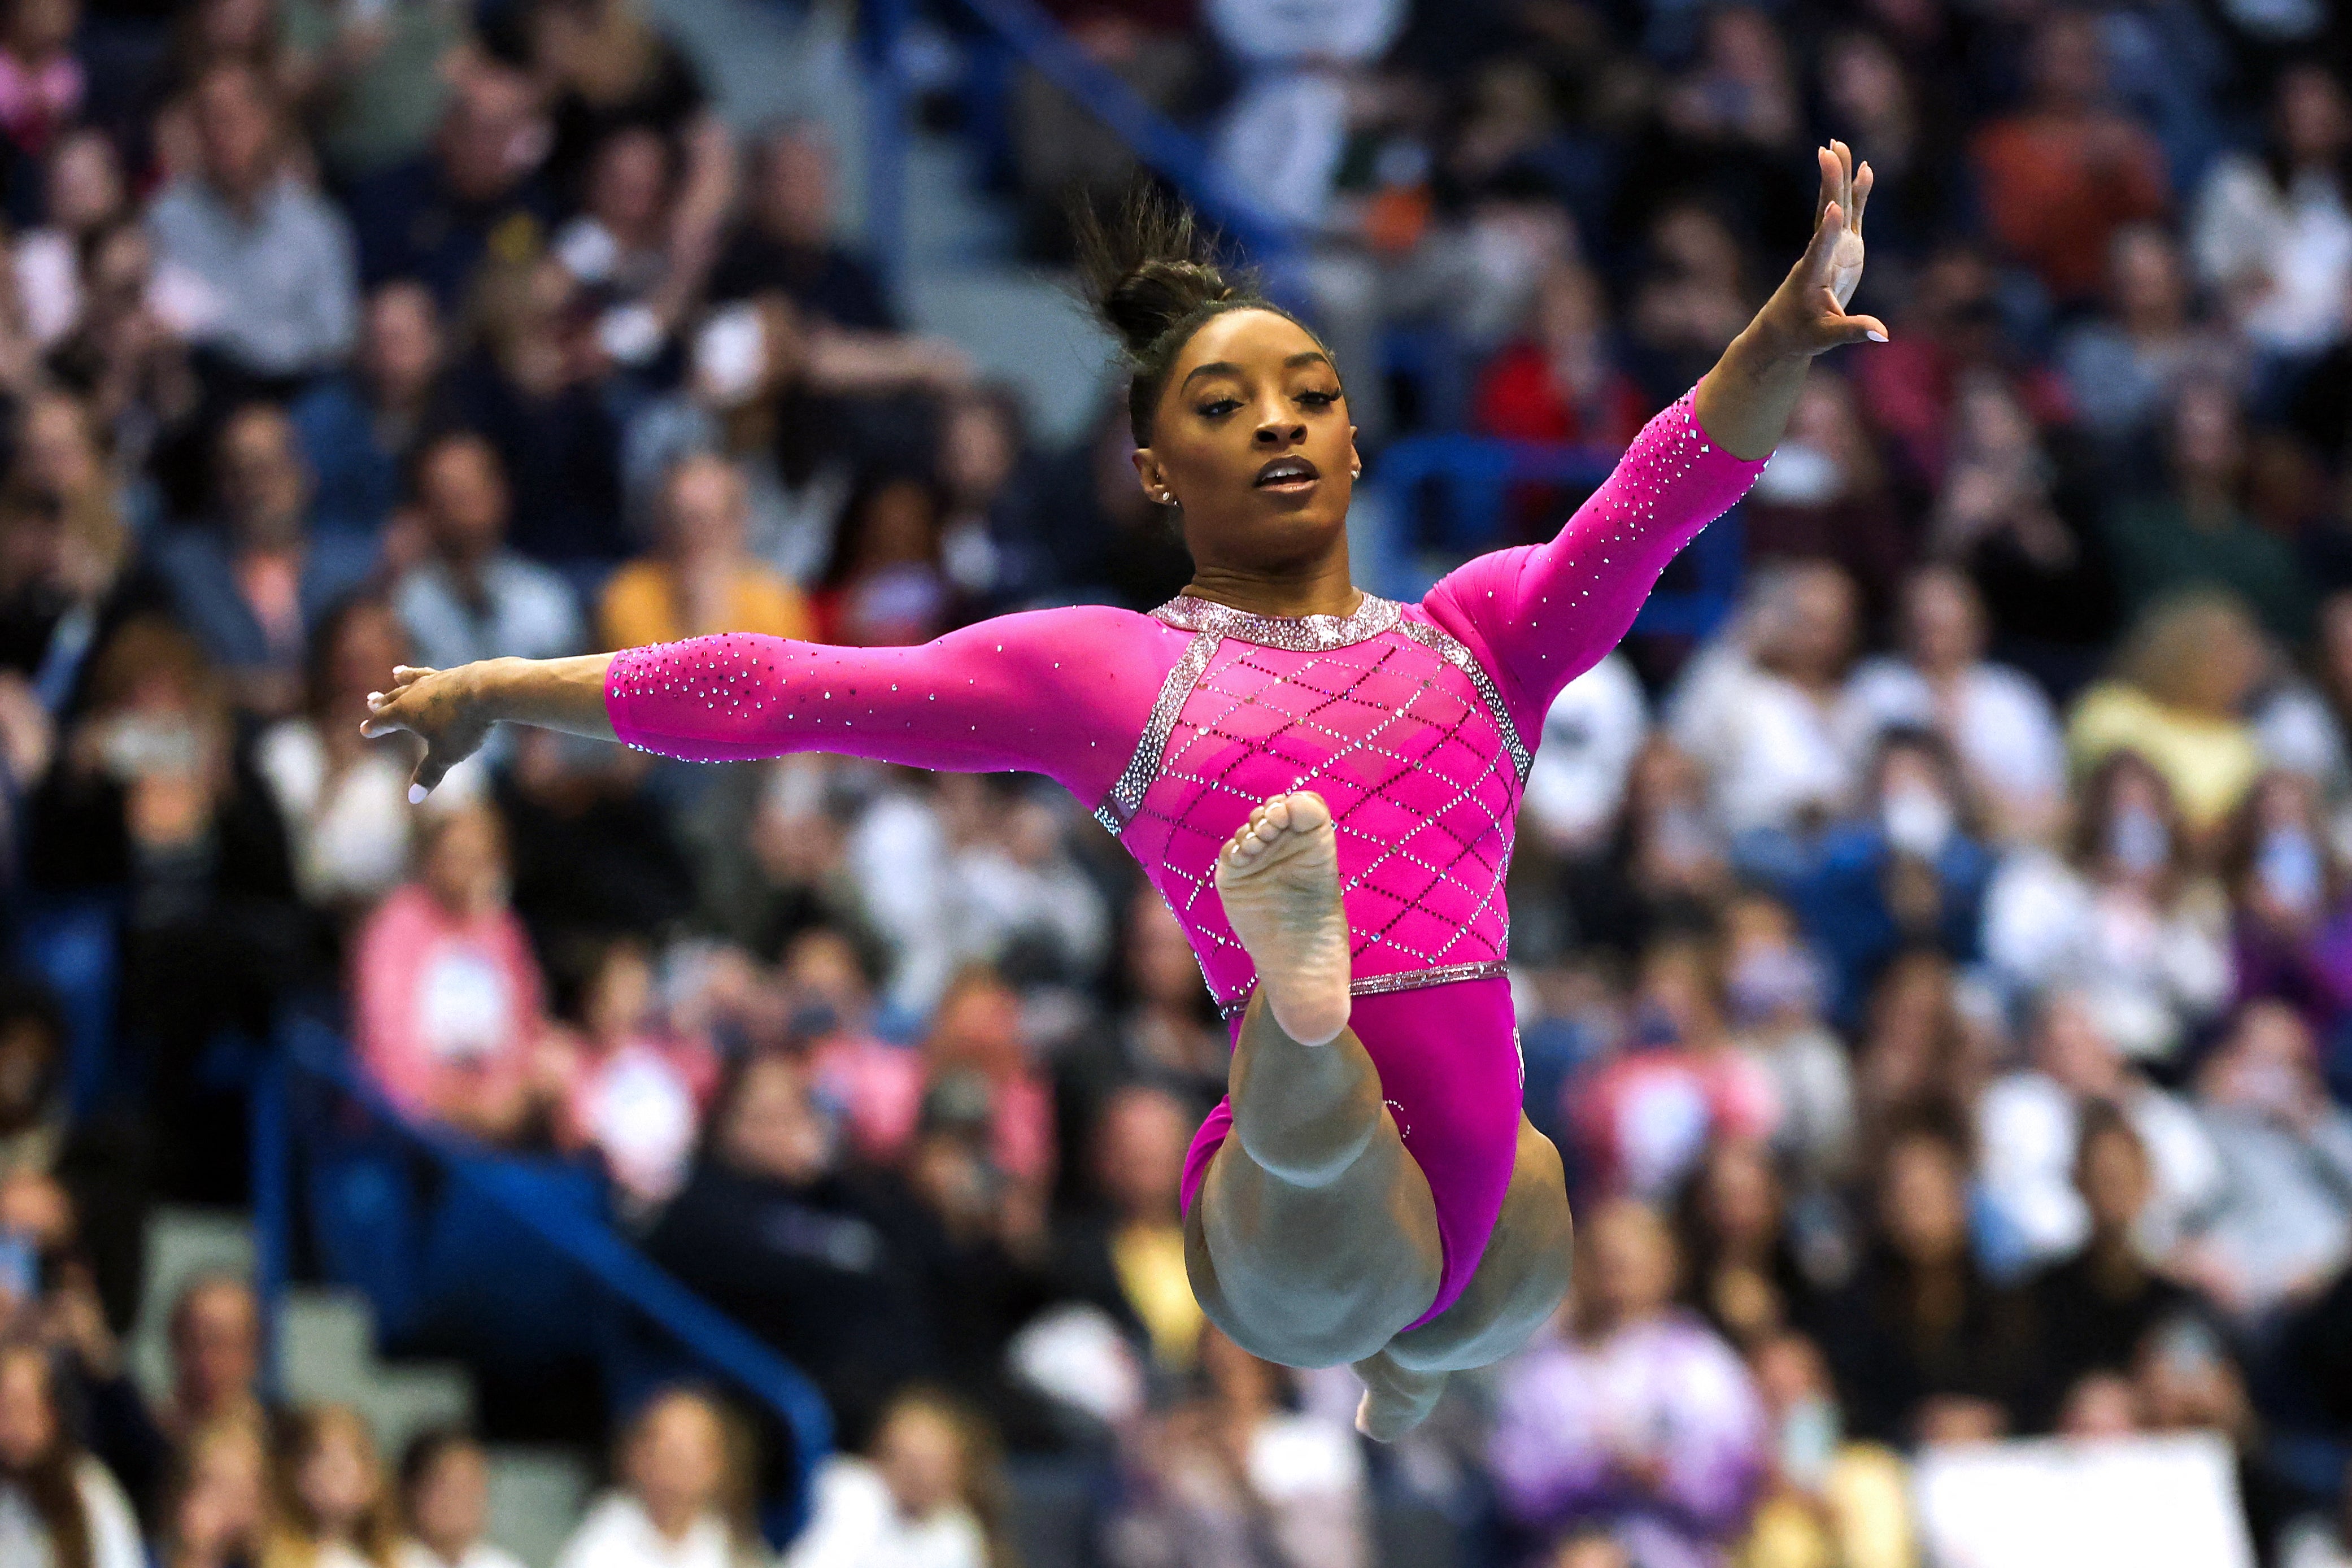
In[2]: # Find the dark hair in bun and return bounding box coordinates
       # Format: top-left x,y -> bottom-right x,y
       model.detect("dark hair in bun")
1075,186 -> 1324,447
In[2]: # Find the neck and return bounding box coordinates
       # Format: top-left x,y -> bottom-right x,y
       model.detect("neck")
1181,555 -> 1361,619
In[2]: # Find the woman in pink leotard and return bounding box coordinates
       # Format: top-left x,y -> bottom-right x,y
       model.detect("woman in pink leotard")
364,147 -> 1885,1435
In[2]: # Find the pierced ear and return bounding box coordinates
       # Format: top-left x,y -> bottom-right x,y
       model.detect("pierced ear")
1131,448 -> 1174,507
1347,428 -> 1364,482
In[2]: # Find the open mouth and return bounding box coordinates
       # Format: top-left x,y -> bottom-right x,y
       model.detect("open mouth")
1255,456 -> 1319,490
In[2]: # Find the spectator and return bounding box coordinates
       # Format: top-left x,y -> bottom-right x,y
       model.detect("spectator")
1840,565 -> 2066,844
1052,1082 -> 1200,1371
2251,589 -> 2352,790
0,1338 -> 143,1568
552,937 -> 718,1209
709,124 -> 893,332
1109,1328 -> 1368,1568
556,1388 -> 763,1568
2181,1001 -> 2352,1318
2193,63 -> 2352,363
815,476 -> 951,648
1741,371 -> 1912,625
0,485 -> 108,709
1488,1198 -> 1766,1564
2018,757 -> 2215,1064
933,386 -> 1046,612
492,724 -> 698,951
1716,891 -> 1852,1187
1554,738 -> 1735,962
158,1415 -> 275,1568
1473,260 -> 1648,450
1672,1139 -> 1826,1353
782,1389 -> 1009,1568
441,258 -> 630,568
397,1429 -> 524,1568
2058,225 -> 2246,449
48,219 -> 204,471
390,430 -> 585,670
1817,1121 -> 2039,1444
2067,596 -> 2266,839
277,0 -> 464,181
1975,990 -> 2219,1275
153,402 -> 376,716
598,453 -> 811,650
267,1404 -> 400,1568
160,1277 -> 267,1444
0,0 -> 82,211
1669,561 -> 1859,839
1782,728 -> 1994,1023
1062,890 -> 1226,1130
552,124 -> 683,368
254,594 -> 416,913
10,390 -> 132,622
2102,382 -> 2311,643
347,62 -> 558,310
644,1052 -> 938,1440
290,281 -> 451,537
2224,769 -> 2352,1034
1735,1332 -> 1914,1568
15,128 -> 129,350
1523,653 -> 1648,866
1969,10 -> 2171,305
2026,1104 -> 2206,1427
146,63 -> 358,385
351,803 -> 564,1144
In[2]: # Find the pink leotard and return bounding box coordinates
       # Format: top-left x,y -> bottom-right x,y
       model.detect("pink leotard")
605,388 -> 1765,1327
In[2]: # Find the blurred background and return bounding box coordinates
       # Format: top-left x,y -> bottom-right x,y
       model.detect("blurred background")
0,0 -> 2349,1562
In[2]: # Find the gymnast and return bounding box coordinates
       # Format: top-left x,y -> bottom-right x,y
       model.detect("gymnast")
363,142 -> 1881,1438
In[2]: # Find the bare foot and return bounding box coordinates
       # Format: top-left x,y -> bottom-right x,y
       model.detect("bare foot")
1215,791 -> 1351,1046
1353,1349 -> 1445,1441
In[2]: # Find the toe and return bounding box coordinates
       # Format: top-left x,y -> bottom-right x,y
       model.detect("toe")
1264,797 -> 1292,831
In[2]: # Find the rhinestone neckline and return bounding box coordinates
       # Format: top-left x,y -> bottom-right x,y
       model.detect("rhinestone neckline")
1149,593 -> 1401,650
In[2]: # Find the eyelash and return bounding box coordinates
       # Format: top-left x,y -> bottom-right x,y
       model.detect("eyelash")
1195,389 -> 1341,418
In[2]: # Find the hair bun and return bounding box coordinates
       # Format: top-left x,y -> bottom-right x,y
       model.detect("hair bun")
1074,187 -> 1244,359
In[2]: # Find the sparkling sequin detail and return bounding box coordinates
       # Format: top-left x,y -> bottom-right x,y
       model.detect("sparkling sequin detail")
1392,617 -> 1532,782
1150,593 -> 1403,648
1213,960 -> 1515,1021
1095,631 -> 1220,835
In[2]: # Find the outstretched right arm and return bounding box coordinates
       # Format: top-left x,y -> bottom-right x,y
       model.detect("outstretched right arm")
362,608 -> 1165,804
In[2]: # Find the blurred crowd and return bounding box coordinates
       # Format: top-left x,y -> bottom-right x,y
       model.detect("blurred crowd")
0,0 -> 2341,1562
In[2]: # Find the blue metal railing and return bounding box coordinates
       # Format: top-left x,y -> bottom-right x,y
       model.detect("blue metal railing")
252,1020 -> 835,1537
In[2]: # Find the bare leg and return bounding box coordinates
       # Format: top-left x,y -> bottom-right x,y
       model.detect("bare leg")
1353,1117 -> 1573,1439
1183,793 -> 1444,1367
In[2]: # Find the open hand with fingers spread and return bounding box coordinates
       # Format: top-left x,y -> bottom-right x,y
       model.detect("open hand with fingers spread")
361,664 -> 494,801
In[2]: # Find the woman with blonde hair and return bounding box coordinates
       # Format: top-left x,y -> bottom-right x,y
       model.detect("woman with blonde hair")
161,1414 -> 276,1568
266,1405 -> 402,1568
2068,589 -> 2267,837
785,1388 -> 1015,1568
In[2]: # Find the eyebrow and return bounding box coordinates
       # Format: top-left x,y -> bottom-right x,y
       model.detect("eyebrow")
1178,351 -> 1337,391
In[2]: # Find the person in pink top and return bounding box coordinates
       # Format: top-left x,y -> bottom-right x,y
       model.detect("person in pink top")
352,803 -> 561,1144
360,146 -> 1888,1436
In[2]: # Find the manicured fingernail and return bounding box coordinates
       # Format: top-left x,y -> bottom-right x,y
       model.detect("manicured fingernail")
1866,330 -> 1888,342
408,784 -> 428,804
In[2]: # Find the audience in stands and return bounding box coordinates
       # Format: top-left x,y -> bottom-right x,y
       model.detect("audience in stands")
0,1339 -> 145,1568
268,1403 -> 401,1568
397,1429 -> 526,1568
783,1389 -> 1007,1568
556,1387 -> 763,1568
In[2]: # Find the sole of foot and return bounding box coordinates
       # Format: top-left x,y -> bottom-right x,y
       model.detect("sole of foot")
1214,790 -> 1352,1047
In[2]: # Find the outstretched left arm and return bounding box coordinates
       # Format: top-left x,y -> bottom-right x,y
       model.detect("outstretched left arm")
1423,142 -> 1884,726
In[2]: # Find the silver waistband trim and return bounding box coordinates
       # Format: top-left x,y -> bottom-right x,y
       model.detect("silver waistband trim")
1095,630 -> 1221,836
1150,593 -> 1402,650
1214,958 -> 1511,1020
1392,617 -> 1533,782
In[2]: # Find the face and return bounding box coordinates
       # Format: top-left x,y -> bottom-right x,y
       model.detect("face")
2035,993 -> 2120,1098
2077,1123 -> 2151,1232
175,1280 -> 260,1413
419,440 -> 509,559
758,133 -> 832,242
363,285 -> 441,399
1096,1088 -> 1187,1217
927,981 -> 1022,1075
328,604 -> 405,711
1880,1135 -> 1967,1263
626,1396 -> 728,1522
2032,11 -> 2107,106
21,395 -> 97,495
1822,32 -> 1903,123
873,1405 -> 963,1519
219,408 -> 310,542
781,930 -> 869,1020
1133,310 -> 1360,575
2111,229 -> 2184,324
941,399 -> 1016,506
442,69 -> 542,201
2170,383 -> 2244,482
410,1443 -> 490,1553
1587,1202 -> 1678,1323
0,1018 -> 55,1126
194,69 -> 276,193
2279,65 -> 2350,163
665,459 -> 747,557
1127,892 -> 1201,1005
7,0 -> 76,58
45,131 -> 121,233
297,1415 -> 381,1532
1906,569 -> 1983,671
589,128 -> 668,236
1701,1142 -> 1779,1248
722,1056 -> 830,1183
422,808 -> 508,918
0,1350 -> 55,1470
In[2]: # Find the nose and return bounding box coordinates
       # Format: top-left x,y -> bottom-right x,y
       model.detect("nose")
1253,408 -> 1307,447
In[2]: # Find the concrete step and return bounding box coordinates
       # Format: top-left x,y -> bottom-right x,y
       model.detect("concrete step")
904,268 -> 1113,447
486,1444 -> 599,1568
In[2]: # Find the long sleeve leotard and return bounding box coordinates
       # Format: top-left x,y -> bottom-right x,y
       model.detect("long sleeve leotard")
606,387 -> 1766,1324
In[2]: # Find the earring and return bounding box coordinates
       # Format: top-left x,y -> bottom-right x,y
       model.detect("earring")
1351,467 -> 1362,479
1157,490 -> 1175,506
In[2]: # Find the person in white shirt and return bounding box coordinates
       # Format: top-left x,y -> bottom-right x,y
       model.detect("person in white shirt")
397,1429 -> 527,1568
1670,560 -> 1858,839
0,1341 -> 144,1568
557,1388 -> 769,1568
1524,652 -> 1649,855
1841,565 -> 2064,842
392,431 -> 585,672
782,1391 -> 1005,1568
2190,64 -> 2352,360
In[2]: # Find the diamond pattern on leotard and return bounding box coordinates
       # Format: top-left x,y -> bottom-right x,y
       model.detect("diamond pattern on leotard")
1116,611 -> 1523,1013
